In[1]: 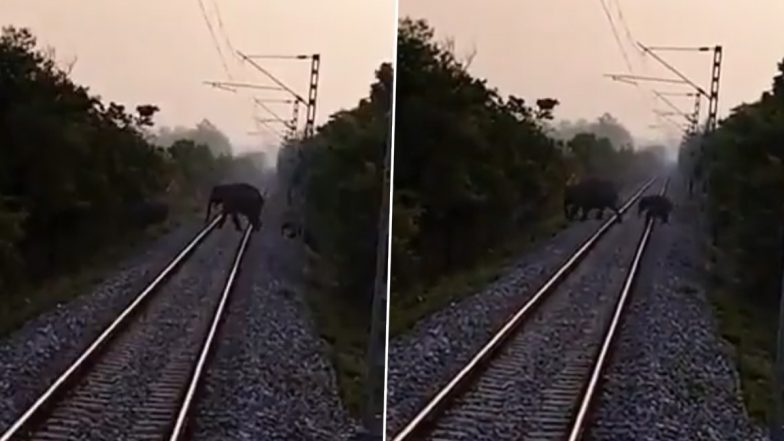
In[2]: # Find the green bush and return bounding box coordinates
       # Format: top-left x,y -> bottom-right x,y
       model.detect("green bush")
0,26 -> 232,291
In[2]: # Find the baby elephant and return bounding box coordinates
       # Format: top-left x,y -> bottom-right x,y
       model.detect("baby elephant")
206,183 -> 265,232
280,220 -> 320,253
637,194 -> 673,224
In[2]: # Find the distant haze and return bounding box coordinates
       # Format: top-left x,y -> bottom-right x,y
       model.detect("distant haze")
400,0 -> 784,152
1,1 -> 396,154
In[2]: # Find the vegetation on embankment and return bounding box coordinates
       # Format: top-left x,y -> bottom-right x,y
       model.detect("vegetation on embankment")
0,26 -> 264,335
275,61 -> 392,416
689,58 -> 784,425
390,17 -> 667,334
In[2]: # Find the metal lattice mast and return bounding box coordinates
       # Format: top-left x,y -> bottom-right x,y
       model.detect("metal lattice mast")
691,93 -> 701,134
706,46 -> 722,134
290,101 -> 300,140
305,54 -> 320,139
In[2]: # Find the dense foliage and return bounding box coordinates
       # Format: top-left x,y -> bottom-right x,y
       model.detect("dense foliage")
278,62 -> 392,307
391,18 -> 663,299
0,27 -> 231,293
700,59 -> 784,304
273,61 -> 391,414
550,113 -> 635,150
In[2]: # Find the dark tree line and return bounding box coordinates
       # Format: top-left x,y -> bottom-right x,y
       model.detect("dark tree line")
273,60 -> 392,413
696,59 -> 784,306
0,27 -> 233,294
277,61 -> 392,308
391,18 -> 664,301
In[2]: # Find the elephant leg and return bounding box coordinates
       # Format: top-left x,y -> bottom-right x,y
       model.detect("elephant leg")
252,205 -> 262,231
595,208 -> 604,220
232,213 -> 242,231
580,207 -> 589,221
205,201 -> 213,223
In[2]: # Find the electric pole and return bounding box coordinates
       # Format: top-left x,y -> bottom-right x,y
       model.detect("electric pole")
237,52 -> 320,141
690,92 -> 701,135
305,54 -> 320,139
610,43 -> 722,197
706,46 -> 722,134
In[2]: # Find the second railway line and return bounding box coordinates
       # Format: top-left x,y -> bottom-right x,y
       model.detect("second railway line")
391,177 -> 672,441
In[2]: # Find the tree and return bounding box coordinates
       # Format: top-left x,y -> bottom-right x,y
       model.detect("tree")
550,113 -> 634,150
391,17 -> 659,302
153,119 -> 233,157
0,26 -> 232,294
700,58 -> 784,303
392,17 -> 571,292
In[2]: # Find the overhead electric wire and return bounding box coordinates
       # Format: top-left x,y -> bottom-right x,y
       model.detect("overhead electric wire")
610,0 -> 642,57
600,0 -> 698,138
237,51 -> 307,104
646,46 -> 712,52
637,43 -> 708,97
244,54 -> 311,60
203,81 -> 282,91
209,0 -> 238,59
598,0 -> 633,73
253,118 -> 285,141
657,113 -> 687,132
253,98 -> 294,130
196,0 -> 232,79
655,91 -> 698,97
599,0 -> 661,132
254,97 -> 295,104
652,90 -> 695,123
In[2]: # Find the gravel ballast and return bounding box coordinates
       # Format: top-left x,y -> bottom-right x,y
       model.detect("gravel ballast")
586,174 -> 769,441
385,183 -> 649,436
387,174 -> 765,440
190,190 -> 358,440
421,210 -> 646,440
0,185 -> 356,439
0,223 -> 202,431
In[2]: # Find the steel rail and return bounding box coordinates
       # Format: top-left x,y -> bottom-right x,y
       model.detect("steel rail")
0,216 -> 223,441
168,224 -> 253,440
566,178 -> 669,441
391,177 -> 657,441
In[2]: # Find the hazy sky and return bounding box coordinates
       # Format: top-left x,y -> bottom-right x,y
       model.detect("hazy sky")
400,0 -> 784,147
1,1 -> 396,153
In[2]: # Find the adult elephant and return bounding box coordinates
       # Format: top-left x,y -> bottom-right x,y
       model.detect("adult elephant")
205,183 -> 265,232
563,177 -> 622,222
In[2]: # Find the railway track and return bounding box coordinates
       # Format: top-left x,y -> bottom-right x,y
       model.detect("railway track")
1,214 -> 252,441
392,177 -> 669,441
